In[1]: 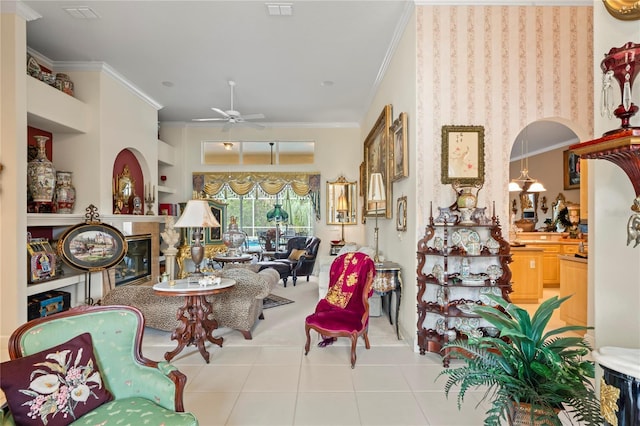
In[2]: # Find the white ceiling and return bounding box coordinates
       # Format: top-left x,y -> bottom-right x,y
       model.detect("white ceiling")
21,0 -> 581,157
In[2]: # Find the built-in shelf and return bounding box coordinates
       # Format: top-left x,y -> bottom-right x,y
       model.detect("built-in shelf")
158,185 -> 176,194
27,213 -> 166,228
27,76 -> 89,133
158,139 -> 175,166
27,271 -> 85,296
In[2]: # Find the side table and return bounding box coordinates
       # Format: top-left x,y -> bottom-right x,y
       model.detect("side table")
211,253 -> 253,266
373,261 -> 402,339
153,278 -> 235,363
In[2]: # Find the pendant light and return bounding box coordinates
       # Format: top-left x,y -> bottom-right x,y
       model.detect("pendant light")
509,128 -> 546,193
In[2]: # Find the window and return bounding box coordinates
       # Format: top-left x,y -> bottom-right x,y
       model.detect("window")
216,187 -> 315,241
202,140 -> 315,165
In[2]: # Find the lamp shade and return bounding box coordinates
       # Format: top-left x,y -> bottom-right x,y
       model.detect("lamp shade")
368,172 -> 385,202
174,200 -> 220,228
527,181 -> 546,192
266,204 -> 289,223
336,192 -> 349,212
508,181 -> 523,192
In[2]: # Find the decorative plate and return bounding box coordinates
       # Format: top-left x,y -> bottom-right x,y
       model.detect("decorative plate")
435,318 -> 446,335
432,264 -> 444,284
457,302 -> 478,314
486,264 -> 502,281
450,229 -> 481,253
479,287 -> 502,306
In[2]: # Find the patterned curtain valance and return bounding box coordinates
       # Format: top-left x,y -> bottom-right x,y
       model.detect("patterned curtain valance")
194,172 -> 321,220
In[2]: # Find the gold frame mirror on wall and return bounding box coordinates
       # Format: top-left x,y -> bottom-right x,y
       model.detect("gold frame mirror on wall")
326,176 -> 357,225
602,0 -> 640,20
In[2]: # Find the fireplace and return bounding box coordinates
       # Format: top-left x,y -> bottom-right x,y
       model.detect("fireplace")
114,234 -> 152,286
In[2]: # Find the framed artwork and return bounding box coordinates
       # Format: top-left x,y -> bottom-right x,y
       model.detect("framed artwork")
441,125 -> 485,186
396,196 -> 407,232
179,199 -> 226,245
359,161 -> 366,196
363,104 -> 393,218
57,223 -> 127,272
563,149 -> 580,190
391,112 -> 408,181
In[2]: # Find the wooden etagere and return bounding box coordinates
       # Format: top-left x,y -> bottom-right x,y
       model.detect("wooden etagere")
416,203 -> 513,366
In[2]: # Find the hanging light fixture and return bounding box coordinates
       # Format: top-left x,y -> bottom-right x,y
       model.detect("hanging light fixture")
509,129 -> 546,193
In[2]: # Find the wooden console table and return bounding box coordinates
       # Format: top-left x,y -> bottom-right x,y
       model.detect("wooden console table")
153,278 -> 235,363
373,261 -> 402,339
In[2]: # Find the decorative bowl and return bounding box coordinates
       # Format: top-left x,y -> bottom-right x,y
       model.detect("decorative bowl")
331,240 -> 342,245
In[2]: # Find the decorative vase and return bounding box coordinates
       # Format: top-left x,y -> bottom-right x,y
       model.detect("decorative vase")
54,171 -> 76,213
601,42 -> 640,134
222,216 -> 247,257
457,187 -> 477,225
507,402 -> 561,426
27,135 -> 56,204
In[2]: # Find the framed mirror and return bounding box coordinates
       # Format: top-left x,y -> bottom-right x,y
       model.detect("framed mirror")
326,176 -> 357,225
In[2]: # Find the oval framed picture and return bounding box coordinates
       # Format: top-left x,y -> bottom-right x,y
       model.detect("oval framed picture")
57,223 -> 127,272
396,196 -> 407,232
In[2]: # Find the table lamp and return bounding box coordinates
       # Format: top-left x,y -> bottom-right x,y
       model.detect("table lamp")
336,190 -> 349,243
367,172 -> 385,264
174,199 -> 220,277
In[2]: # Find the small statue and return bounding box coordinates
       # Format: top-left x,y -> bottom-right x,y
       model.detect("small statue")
161,215 -> 180,249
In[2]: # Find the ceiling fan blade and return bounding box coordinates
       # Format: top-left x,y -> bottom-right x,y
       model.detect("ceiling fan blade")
192,117 -> 228,122
211,107 -> 230,118
240,113 -> 265,120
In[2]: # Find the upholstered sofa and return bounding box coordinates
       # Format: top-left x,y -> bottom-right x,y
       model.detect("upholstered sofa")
101,267 -> 280,339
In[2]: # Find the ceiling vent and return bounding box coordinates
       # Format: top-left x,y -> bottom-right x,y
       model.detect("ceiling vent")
266,3 -> 293,16
63,7 -> 99,19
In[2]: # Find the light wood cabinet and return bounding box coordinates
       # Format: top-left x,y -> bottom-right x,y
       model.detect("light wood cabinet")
510,248 -> 544,303
559,255 -> 587,333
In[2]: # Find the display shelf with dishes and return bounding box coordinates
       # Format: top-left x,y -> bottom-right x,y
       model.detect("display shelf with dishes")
416,202 -> 513,366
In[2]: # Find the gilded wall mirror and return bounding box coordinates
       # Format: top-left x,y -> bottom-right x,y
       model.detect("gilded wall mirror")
326,176 -> 357,225
603,0 -> 640,20
115,164 -> 135,204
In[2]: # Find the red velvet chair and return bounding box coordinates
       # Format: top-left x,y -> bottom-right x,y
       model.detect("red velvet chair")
304,252 -> 376,368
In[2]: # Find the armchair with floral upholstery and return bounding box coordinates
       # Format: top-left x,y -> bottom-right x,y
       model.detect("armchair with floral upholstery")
0,305 -> 198,425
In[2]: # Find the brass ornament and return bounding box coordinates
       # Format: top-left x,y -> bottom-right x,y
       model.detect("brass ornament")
603,0 -> 640,21
600,377 -> 621,426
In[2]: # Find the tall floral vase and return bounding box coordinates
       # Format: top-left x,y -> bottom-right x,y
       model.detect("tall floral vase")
27,135 -> 56,204
54,171 -> 76,213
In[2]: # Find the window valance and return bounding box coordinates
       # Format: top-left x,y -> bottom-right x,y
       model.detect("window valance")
193,172 -> 321,220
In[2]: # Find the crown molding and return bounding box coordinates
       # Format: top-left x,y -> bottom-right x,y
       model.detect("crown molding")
162,121 -> 360,129
1,1 -> 42,21
24,49 -> 163,110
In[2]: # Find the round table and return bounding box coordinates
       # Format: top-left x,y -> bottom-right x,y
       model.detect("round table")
153,278 -> 235,363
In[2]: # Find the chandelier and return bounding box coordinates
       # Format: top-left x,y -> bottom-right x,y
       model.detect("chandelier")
509,136 -> 546,193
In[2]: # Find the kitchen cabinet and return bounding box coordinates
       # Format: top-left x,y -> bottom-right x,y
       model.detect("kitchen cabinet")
559,255 -> 588,332
510,247 -> 544,303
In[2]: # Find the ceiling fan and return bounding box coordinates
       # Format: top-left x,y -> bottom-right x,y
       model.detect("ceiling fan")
192,80 -> 265,129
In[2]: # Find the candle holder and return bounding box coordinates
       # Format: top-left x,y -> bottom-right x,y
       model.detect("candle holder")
145,193 -> 155,215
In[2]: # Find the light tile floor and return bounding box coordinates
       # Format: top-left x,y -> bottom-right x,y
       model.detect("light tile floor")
141,277 -> 582,426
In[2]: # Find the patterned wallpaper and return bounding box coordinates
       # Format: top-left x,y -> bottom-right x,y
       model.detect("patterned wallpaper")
415,5 -> 593,227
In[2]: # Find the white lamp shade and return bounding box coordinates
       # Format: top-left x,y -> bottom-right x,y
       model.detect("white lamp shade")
336,192 -> 349,212
508,181 -> 522,192
174,200 -> 221,228
368,173 -> 386,202
527,181 -> 546,192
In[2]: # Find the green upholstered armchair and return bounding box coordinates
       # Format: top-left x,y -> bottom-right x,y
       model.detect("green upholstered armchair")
1,305 -> 198,425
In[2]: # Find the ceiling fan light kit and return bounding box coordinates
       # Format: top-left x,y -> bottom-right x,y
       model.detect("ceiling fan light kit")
192,80 -> 265,129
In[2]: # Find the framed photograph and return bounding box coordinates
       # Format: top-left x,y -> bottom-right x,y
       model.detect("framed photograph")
57,223 -> 127,272
564,149 -> 580,190
364,104 -> 393,218
396,196 -> 407,232
391,112 -> 408,181
441,125 -> 485,186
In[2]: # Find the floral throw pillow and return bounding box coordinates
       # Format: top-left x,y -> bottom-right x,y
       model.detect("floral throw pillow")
0,332 -> 113,426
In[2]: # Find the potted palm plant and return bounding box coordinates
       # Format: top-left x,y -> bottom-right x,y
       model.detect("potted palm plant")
438,295 -> 602,426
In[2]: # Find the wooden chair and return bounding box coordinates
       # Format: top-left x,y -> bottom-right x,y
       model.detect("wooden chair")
304,252 -> 376,368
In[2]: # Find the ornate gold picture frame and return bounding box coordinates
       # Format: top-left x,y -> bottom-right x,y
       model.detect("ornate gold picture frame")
441,125 -> 485,186
391,112 -> 408,182
396,196 -> 407,232
363,104 -> 392,218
